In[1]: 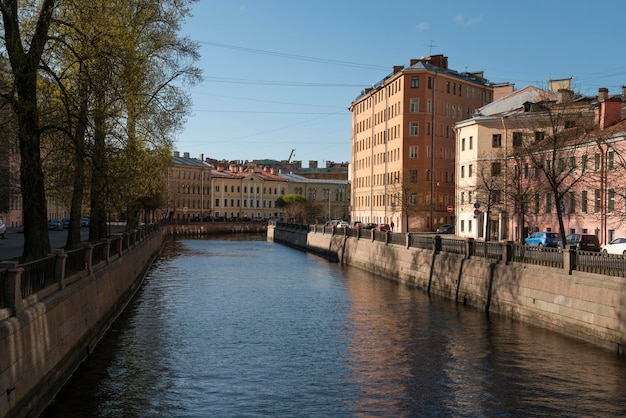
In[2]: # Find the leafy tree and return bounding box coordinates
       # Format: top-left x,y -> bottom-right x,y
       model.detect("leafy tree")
0,0 -> 57,260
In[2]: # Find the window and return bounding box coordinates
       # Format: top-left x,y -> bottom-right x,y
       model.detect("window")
545,193 -> 552,213
410,170 -> 417,182
215,198 -> 220,207
411,76 -> 420,88
410,193 -> 417,204
492,134 -> 502,147
427,99 -> 432,113
492,191 -> 501,204
534,193 -> 540,214
461,192 -> 465,204
469,136 -> 473,149
461,138 -> 465,151
491,162 -> 501,176
428,76 -> 432,89
468,191 -> 473,203
608,150 -> 615,169
534,131 -> 544,143
409,146 -> 418,158
594,189 -> 600,213
410,98 -> 419,112
594,153 -> 601,170
461,220 -> 465,232
468,164 -> 473,177
568,191 -> 575,214
608,188 -> 615,212
524,163 -> 529,179
581,190 -> 588,213
581,154 -> 588,173
410,122 -> 419,136
512,132 -> 523,147
461,166 -> 465,178
565,119 -> 575,128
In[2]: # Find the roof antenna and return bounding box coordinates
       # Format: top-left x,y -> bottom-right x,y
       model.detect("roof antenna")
427,40 -> 437,55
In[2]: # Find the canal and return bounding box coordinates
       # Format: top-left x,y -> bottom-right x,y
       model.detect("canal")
42,235 -> 626,417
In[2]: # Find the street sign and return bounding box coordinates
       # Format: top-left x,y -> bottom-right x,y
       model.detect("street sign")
474,202 -> 480,209
474,209 -> 481,216
560,203 -> 565,213
447,205 -> 453,213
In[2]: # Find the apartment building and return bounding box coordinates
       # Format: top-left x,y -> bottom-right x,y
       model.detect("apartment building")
349,54 -> 494,232
279,172 -> 349,222
165,152 -> 212,220
455,83 -> 626,244
210,162 -> 287,220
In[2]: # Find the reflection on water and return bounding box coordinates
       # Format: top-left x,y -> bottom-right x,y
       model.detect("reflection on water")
43,236 -> 626,417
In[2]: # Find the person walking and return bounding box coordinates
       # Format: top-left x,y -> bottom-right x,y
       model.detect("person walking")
390,221 -> 394,231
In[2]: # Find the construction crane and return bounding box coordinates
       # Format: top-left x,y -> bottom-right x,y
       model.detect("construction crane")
288,149 -> 295,163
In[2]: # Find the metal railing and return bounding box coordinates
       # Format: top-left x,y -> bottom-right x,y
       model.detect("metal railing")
285,221 -> 626,277
0,222 -> 163,315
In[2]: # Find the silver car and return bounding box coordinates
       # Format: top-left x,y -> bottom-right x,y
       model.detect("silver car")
0,219 -> 5,238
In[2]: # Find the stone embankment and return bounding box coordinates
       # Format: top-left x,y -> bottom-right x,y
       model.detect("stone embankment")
0,224 -> 165,418
269,222 -> 626,356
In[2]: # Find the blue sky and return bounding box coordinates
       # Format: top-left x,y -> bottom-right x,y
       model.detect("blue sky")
178,1 -> 626,167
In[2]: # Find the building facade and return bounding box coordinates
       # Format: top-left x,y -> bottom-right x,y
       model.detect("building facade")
349,54 -> 494,232
455,84 -> 626,244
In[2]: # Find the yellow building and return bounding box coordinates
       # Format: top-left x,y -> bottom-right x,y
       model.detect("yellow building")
348,54 -> 494,232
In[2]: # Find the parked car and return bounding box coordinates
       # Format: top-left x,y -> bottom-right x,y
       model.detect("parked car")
362,223 -> 377,230
524,231 -> 561,248
602,237 -> 626,256
80,216 -> 90,227
48,219 -> 63,231
565,233 -> 600,252
436,224 -> 455,234
349,221 -> 363,229
62,218 -> 70,229
375,223 -> 391,232
336,221 -> 349,228
326,220 -> 341,227
0,219 -> 6,238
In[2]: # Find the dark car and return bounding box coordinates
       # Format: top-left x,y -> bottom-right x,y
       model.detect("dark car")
565,234 -> 600,252
48,219 -> 63,231
436,224 -> 454,234
62,218 -> 70,229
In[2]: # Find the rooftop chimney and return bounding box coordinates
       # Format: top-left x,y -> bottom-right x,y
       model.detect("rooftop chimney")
183,152 -> 190,158
174,151 -> 180,157
594,88 -> 622,130
598,87 -> 609,102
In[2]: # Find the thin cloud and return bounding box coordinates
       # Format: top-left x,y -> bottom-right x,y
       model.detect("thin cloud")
455,14 -> 482,28
416,22 -> 429,32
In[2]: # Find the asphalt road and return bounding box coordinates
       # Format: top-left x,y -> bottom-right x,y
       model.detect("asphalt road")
0,225 -> 125,261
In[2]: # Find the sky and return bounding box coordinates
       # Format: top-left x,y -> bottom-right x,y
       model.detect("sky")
177,1 -> 626,167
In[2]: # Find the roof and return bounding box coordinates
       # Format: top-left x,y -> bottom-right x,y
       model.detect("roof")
279,172 -> 348,185
477,86 -> 557,117
171,155 -> 212,168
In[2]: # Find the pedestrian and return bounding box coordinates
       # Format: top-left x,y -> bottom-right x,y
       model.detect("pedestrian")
390,221 -> 394,231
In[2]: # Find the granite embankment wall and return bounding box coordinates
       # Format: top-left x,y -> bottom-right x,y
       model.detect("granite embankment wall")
270,224 -> 626,355
0,225 -> 165,418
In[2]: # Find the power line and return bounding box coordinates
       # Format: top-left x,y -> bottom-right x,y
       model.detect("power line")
198,40 -> 388,71
202,75 -> 365,87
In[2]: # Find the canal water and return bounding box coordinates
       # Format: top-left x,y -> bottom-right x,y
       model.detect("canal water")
43,235 -> 626,417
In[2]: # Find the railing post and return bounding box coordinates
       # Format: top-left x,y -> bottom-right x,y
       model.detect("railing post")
85,244 -> 94,275
503,241 -> 513,265
102,238 -> 112,264
466,238 -> 475,259
406,233 -> 411,249
1,261 -> 23,316
434,235 -> 442,254
52,249 -> 67,289
563,246 -> 576,275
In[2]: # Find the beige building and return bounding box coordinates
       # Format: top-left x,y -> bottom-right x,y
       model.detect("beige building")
279,172 -> 349,222
165,152 -> 212,221
348,54 -> 494,232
